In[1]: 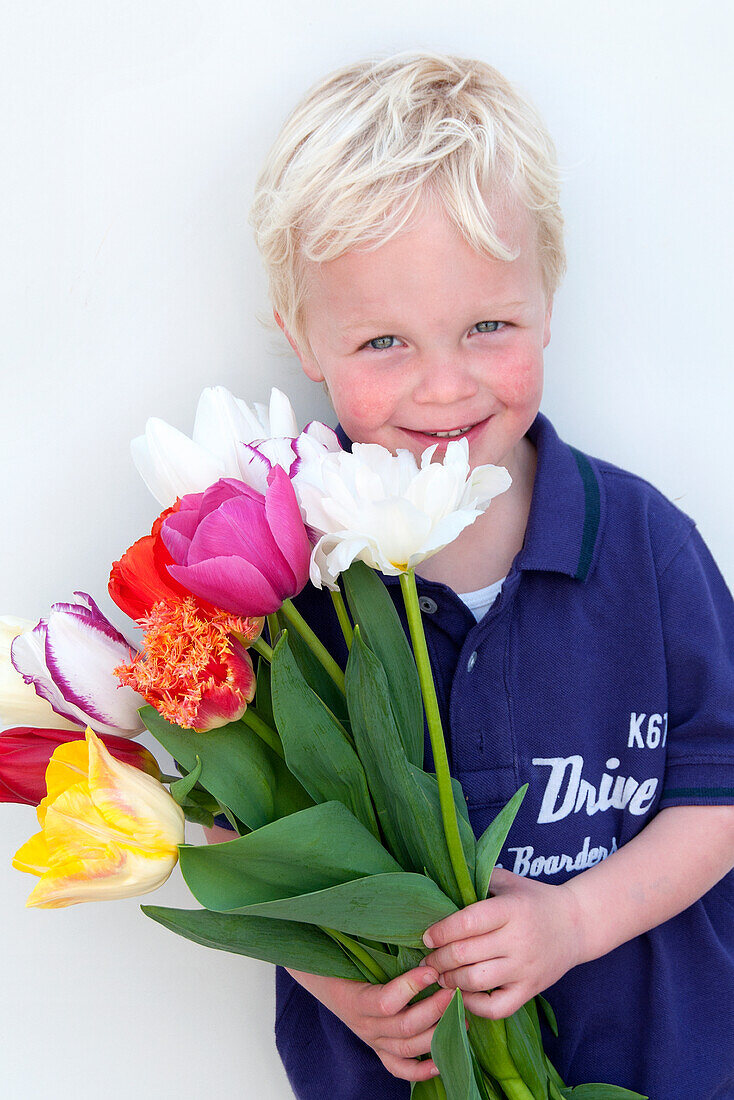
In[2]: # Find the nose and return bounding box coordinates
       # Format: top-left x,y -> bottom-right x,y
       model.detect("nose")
411,351 -> 479,406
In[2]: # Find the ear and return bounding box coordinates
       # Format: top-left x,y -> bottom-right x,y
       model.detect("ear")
542,296 -> 553,348
273,310 -> 324,382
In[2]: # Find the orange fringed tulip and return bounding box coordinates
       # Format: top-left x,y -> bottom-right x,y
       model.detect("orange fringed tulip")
12,728 -> 185,908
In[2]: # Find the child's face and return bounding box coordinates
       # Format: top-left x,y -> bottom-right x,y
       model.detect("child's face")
282,195 -> 551,473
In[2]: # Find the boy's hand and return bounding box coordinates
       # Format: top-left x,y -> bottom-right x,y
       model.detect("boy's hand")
285,965 -> 455,1082
420,868 -> 583,1019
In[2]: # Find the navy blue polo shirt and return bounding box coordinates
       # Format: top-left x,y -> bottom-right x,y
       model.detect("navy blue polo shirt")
267,411 -> 734,1099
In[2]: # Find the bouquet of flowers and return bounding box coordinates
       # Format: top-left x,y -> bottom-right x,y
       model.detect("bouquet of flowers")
1,386 -> 645,1100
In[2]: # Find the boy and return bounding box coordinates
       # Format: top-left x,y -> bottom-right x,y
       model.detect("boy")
246,51 -> 734,1097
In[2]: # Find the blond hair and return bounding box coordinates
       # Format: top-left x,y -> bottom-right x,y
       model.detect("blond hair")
250,50 -> 565,355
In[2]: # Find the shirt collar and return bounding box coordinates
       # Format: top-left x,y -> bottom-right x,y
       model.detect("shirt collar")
518,411 -> 603,581
334,410 -> 603,584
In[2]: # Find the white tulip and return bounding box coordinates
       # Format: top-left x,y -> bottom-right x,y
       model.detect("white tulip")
295,439 -> 512,588
131,385 -> 339,505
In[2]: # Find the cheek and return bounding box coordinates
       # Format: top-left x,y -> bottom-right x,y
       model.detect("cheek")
492,348 -> 543,408
329,373 -> 401,432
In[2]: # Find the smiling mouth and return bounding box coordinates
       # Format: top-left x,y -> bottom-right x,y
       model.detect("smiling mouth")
403,418 -> 488,440
424,425 -> 476,438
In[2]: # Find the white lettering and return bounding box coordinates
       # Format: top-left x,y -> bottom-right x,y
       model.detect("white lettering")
533,756 -> 583,823
628,712 -> 646,748
510,846 -> 533,876
662,712 -> 668,746
507,836 -> 619,879
533,755 -> 659,824
646,714 -> 662,748
628,777 -> 658,815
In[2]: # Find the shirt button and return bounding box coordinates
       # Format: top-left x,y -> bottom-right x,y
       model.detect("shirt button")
419,596 -> 438,614
467,650 -> 477,672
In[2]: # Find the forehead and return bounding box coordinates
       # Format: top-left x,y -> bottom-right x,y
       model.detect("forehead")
302,196 -> 543,329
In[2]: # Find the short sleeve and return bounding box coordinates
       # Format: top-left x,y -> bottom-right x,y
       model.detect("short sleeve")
658,523 -> 734,807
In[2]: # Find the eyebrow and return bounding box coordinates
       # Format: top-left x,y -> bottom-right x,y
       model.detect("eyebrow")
339,303 -> 528,335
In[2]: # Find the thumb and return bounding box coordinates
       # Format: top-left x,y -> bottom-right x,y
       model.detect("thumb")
488,866 -> 521,895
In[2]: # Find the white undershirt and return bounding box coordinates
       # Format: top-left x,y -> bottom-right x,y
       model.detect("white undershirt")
456,576 -> 506,622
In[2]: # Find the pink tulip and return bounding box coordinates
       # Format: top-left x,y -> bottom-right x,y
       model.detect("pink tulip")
160,465 -> 312,617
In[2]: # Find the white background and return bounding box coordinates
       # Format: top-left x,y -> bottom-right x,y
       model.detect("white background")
1,2 -> 732,1097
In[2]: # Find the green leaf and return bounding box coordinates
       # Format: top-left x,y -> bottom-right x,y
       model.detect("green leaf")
346,632 -> 474,906
178,800 -> 215,828
560,1087 -> 648,1100
270,632 -> 380,839
475,786 -> 528,900
431,989 -> 482,1100
229,871 -> 457,948
411,1077 -> 448,1100
355,942 -> 404,981
169,755 -> 202,804
342,561 -> 424,767
537,994 -> 559,1038
255,654 -> 275,728
140,905 -> 365,980
285,608 -> 349,725
179,801 -> 402,912
140,705 -> 313,830
505,1004 -> 550,1100
397,945 -> 427,971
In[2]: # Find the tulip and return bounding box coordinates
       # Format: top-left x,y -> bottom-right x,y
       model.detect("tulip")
114,597 -> 261,731
160,465 -> 312,617
295,438 -> 512,588
10,594 -> 146,737
13,727 -> 184,908
0,726 -> 160,806
108,501 -> 218,624
0,617 -> 82,731
131,385 -> 340,506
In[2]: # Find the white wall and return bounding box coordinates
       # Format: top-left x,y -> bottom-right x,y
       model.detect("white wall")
1,2 -> 732,1097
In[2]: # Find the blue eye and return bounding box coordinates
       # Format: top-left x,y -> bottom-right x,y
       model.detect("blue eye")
474,321 -> 502,333
365,335 -> 397,350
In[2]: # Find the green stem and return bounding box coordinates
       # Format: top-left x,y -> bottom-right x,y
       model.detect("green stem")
239,707 -> 285,759
467,1016 -> 535,1100
280,598 -> 346,694
251,636 -> 273,662
330,587 -> 354,649
399,570 -> 476,908
322,927 -> 389,983
267,613 -> 281,646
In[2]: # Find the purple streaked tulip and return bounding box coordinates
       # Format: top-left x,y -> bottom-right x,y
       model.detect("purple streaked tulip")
161,465 -> 312,617
10,593 -> 146,738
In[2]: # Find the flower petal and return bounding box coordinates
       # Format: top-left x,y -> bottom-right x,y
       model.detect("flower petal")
167,557 -> 284,616
43,609 -> 145,735
131,418 -> 226,507
267,388 -> 299,438
264,466 -> 312,593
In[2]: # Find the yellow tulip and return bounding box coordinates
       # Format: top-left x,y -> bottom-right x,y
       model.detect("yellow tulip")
13,727 -> 185,908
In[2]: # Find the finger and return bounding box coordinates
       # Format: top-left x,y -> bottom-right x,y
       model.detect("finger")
379,985 -> 454,1039
437,957 -> 514,993
368,965 -> 439,1018
379,1052 -> 440,1083
378,1022 -> 442,1059
422,930 -> 504,974
422,899 -> 505,950
462,984 -> 525,1020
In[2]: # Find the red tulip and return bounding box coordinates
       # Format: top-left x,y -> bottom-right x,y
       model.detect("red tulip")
0,726 -> 161,806
109,502 -> 217,624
